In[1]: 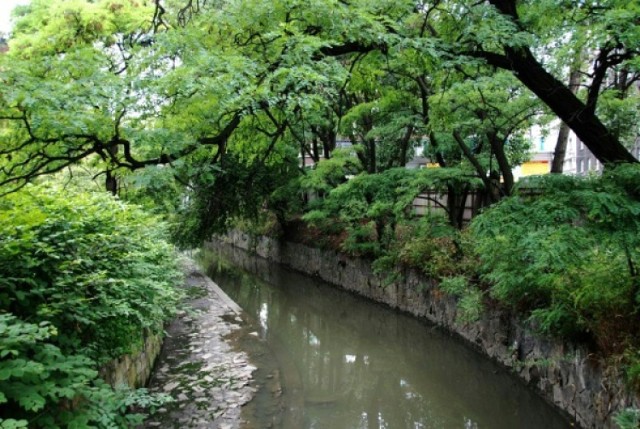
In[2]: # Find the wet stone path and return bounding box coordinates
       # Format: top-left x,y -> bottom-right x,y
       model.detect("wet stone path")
142,259 -> 259,429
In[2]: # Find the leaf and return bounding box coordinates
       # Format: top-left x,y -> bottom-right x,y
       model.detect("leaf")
16,391 -> 46,412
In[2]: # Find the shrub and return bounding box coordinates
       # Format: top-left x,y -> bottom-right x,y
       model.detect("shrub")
302,168 -> 476,284
440,276 -> 484,323
395,215 -> 463,278
0,184 -> 180,426
470,169 -> 640,349
303,168 -> 417,257
0,314 -> 171,428
614,408 -> 640,429
299,147 -> 363,195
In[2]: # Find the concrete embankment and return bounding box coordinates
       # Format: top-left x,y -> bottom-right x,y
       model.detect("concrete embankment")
214,231 -> 640,429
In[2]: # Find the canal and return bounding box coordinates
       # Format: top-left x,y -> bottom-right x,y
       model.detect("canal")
198,245 -> 572,429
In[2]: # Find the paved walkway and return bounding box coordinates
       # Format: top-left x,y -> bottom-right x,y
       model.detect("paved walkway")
143,259 -> 258,429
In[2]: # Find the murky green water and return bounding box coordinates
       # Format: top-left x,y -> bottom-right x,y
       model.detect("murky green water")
198,245 -> 572,429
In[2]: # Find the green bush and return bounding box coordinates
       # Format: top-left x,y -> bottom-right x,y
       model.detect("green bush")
439,276 -> 484,323
302,168 -> 475,285
299,147 -> 363,195
0,184 -> 180,426
395,215 -> 463,278
303,168 -> 417,257
0,314 -> 171,428
614,408 -> 640,429
470,169 -> 640,349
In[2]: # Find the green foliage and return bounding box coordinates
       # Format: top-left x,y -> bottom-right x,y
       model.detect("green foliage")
614,408 -> 640,429
172,151 -> 301,247
428,71 -> 541,167
301,166 -> 475,289
471,168 -> 640,348
623,349 -> 640,390
0,184 -> 180,426
0,313 -> 172,428
0,314 -> 93,416
300,148 -> 363,195
395,215 -> 463,278
457,289 -> 484,324
121,165 -> 184,216
439,276 -> 469,297
0,184 -> 182,361
303,168 -> 416,257
0,0 -> 638,418
439,276 -> 484,323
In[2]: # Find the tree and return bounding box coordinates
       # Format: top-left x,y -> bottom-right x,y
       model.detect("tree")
1,0 -> 171,194
446,0 -> 639,164
339,51 -> 424,172
1,0 -> 638,242
551,67 -> 582,173
428,71 -> 541,198
0,0 -> 387,195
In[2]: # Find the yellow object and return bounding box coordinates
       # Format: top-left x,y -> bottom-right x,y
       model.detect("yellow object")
520,160 -> 549,176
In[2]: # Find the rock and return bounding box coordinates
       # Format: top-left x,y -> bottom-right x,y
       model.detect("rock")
163,382 -> 180,392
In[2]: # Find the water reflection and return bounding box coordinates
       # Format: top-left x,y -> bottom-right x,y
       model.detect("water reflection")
199,245 -> 571,429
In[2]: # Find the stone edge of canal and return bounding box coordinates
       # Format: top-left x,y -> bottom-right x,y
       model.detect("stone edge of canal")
142,257 -> 285,429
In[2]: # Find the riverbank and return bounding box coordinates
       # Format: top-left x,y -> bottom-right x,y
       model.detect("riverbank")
142,259 -> 264,429
200,243 -> 573,428
214,231 -> 640,429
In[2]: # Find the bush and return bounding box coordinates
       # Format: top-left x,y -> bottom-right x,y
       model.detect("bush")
0,314 -> 171,428
0,184 -> 180,426
303,168 -> 417,257
614,408 -> 640,429
299,147 -> 363,195
470,170 -> 640,349
439,276 -> 484,323
302,168 -> 476,285
395,215 -> 463,278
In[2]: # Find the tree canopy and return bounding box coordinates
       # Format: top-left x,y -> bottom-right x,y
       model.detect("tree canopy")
0,0 -> 637,226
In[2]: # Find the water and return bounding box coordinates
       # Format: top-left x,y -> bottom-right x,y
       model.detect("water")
198,245 -> 572,429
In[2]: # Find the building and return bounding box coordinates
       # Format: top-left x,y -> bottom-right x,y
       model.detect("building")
516,121 -> 640,179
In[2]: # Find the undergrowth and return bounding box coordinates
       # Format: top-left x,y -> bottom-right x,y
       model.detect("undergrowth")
0,184 -> 181,427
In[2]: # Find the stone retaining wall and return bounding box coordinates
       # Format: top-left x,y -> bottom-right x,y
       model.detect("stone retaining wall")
216,230 -> 640,429
99,333 -> 162,388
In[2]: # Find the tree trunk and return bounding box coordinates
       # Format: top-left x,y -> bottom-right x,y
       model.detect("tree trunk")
487,133 -> 513,196
551,68 -> 582,173
507,47 -> 635,164
311,137 -> 320,163
105,170 -> 117,195
320,127 -> 336,159
452,131 -> 499,201
488,0 -> 637,165
551,123 -> 571,173
398,126 -> 414,167
366,138 -> 376,173
105,144 -> 118,195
